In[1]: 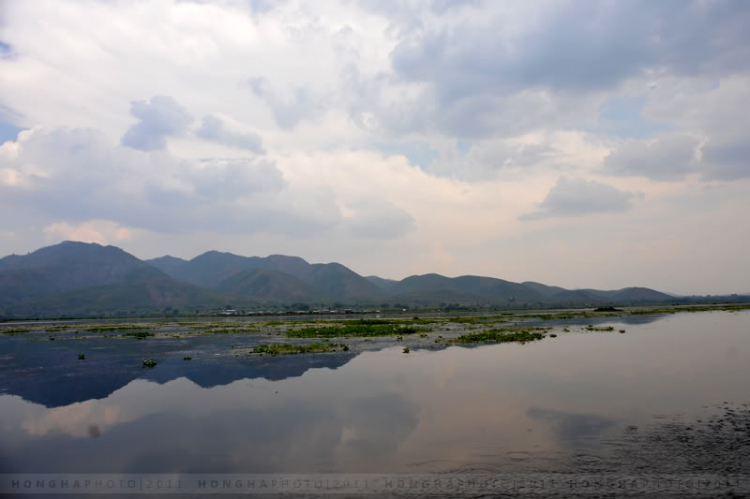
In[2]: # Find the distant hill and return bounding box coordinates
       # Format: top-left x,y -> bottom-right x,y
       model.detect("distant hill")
7,267 -> 249,317
389,273 -> 546,306
366,275 -> 400,293
216,268 -> 324,304
0,241 -> 157,304
522,281 -> 568,297
146,255 -> 187,275
150,250 -> 385,304
608,287 -> 673,303
0,241 -> 689,317
304,263 -> 385,303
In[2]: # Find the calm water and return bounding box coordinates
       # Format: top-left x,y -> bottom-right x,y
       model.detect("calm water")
1,311 -> 749,493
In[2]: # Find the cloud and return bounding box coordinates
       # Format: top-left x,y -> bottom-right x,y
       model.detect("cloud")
196,115 -> 264,153
121,96 -> 193,151
376,1 -> 750,138
701,141 -> 750,181
602,134 -> 750,182
43,220 -> 135,245
521,177 -> 641,220
247,77 -> 330,129
602,135 -> 700,181
0,126 -> 304,234
343,198 -> 416,239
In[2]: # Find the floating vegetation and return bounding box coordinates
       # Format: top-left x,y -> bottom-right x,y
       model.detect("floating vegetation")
549,333 -> 558,338
584,325 -> 615,332
87,325 -> 152,332
1,327 -> 31,335
619,329 -> 626,333
403,347 -> 410,353
78,354 -> 86,360
419,333 -> 428,338
183,356 -> 192,360
448,327 -> 546,345
286,323 -> 426,338
563,327 -> 570,332
142,359 -> 157,368
629,304 -> 750,315
252,343 -> 346,355
124,331 -> 154,339
200,327 -> 256,335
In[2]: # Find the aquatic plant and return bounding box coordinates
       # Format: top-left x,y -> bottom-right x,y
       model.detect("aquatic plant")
287,323 -> 426,338
447,327 -> 546,345
78,354 -> 86,360
584,325 -> 615,332
252,343 -> 345,355
403,347 -> 410,353
183,356 -> 192,360
124,331 -> 154,339
142,359 -> 157,368
1,327 -> 31,335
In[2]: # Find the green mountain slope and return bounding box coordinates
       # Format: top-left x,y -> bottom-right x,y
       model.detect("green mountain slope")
145,255 -> 188,275
216,268 -> 325,304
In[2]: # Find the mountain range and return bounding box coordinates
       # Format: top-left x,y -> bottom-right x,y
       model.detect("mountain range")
0,240 -> 728,318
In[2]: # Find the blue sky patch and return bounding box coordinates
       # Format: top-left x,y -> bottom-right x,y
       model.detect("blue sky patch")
0,120 -> 25,144
373,141 -> 440,168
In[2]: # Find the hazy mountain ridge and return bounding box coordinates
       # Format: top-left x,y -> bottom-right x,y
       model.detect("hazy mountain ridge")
0,241 -> 709,318
216,268 -> 325,304
151,250 -> 384,304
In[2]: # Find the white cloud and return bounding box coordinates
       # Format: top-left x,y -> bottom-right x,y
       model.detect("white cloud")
44,220 -> 136,245
0,0 -> 749,293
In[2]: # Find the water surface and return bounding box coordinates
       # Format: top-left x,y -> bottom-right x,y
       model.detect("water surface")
1,311 -> 748,484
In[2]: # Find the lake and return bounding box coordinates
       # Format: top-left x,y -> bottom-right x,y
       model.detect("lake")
1,310 -> 749,497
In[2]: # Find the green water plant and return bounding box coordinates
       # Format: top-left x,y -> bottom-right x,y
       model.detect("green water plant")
252,343 -> 345,355
448,327 -> 546,345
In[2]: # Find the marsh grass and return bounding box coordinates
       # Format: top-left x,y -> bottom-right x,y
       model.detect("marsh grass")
584,325 -> 615,332
1,328 -> 31,335
448,327 -> 546,345
87,325 -> 152,332
124,331 -> 154,339
252,343 -> 346,355
287,323 -> 426,338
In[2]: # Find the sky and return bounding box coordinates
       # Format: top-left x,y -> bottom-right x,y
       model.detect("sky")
0,0 -> 749,294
